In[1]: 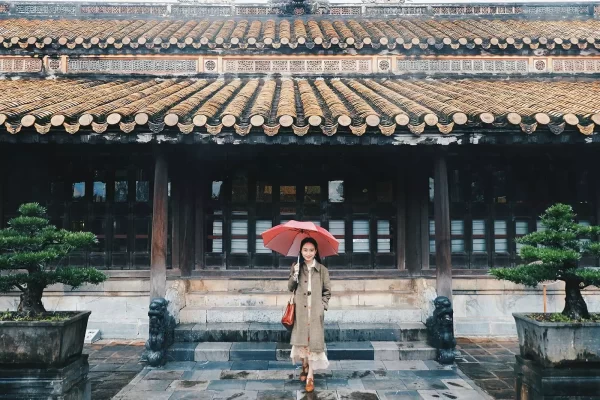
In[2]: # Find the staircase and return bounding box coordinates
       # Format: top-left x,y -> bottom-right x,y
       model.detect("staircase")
168,278 -> 436,362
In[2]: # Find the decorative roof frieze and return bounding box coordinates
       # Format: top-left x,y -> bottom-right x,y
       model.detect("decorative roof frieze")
0,1 -> 597,18
3,55 -> 600,76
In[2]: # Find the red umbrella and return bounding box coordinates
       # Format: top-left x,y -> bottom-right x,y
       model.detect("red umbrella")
261,220 -> 339,257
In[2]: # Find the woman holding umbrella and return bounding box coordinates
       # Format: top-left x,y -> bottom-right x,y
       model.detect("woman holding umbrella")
261,221 -> 338,393
288,237 -> 331,393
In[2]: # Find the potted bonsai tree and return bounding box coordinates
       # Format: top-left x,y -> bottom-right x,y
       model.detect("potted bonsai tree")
0,203 -> 107,367
490,203 -> 600,368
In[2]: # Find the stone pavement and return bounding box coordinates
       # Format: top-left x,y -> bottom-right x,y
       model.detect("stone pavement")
84,338 -> 520,400
84,339 -> 146,400
455,338 -> 518,400
113,359 -> 492,400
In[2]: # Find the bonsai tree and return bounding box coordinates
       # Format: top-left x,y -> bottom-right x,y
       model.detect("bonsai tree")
0,203 -> 106,315
490,204 -> 600,320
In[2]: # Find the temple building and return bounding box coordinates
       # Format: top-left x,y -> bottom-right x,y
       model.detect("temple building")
0,0 -> 600,339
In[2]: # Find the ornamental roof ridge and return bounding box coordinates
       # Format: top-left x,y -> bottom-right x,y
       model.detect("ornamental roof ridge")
0,1 -> 597,18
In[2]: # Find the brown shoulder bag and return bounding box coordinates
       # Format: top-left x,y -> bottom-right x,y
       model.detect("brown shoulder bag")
282,265 -> 298,330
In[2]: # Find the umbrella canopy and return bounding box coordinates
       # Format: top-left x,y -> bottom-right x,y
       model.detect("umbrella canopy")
261,220 -> 339,258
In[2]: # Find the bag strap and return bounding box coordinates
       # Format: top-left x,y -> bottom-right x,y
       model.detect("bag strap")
290,262 -> 301,304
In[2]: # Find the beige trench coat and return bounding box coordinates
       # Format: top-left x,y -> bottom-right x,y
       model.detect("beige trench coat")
288,262 -> 331,353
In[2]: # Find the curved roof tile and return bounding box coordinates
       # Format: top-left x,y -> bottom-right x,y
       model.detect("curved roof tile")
1,18 -> 600,52
0,77 -> 598,136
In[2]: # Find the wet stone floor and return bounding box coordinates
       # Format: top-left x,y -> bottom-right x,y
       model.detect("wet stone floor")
85,340 -> 146,400
112,359 -> 489,400
455,338 -> 519,400
86,339 -> 520,400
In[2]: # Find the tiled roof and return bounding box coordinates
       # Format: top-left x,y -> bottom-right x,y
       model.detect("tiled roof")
1,17 -> 600,51
0,77 -> 598,136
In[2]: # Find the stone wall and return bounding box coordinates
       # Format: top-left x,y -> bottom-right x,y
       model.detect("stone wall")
2,275 -> 599,339
0,272 -> 154,339
450,278 -> 600,337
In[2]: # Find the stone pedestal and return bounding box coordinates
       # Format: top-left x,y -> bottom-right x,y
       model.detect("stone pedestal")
0,354 -> 90,400
515,355 -> 600,400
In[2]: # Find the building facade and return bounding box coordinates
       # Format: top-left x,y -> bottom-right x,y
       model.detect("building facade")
1,0 -> 600,337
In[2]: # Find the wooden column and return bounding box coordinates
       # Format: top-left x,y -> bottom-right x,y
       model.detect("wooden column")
171,176 -> 181,271
150,151 -> 169,300
194,180 -> 205,270
419,174 -> 430,270
434,152 -> 452,301
406,170 -> 429,273
0,164 -> 4,229
395,170 -> 406,270
180,179 -> 195,276
0,175 -> 4,229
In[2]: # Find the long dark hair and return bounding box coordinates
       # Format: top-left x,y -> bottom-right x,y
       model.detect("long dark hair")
299,237 -> 322,265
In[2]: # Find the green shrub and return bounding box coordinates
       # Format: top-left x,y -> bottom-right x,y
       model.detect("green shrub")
490,204 -> 600,319
0,203 -> 107,314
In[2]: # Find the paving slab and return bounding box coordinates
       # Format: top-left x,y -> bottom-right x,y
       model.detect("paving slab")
221,370 -> 261,380
232,360 -> 271,370
245,379 -> 286,390
257,390 -> 297,400
377,391 -> 421,400
339,360 -> 385,370
144,370 -> 184,380
195,342 -> 232,361
231,342 -> 278,361
268,361 -> 297,370
382,361 -> 428,371
297,390 -> 337,400
257,370 -> 296,380
182,370 -> 222,381
207,380 -> 246,390
211,390 -> 259,400
362,379 -> 408,390
169,380 -> 211,391
169,390 -> 214,400
336,389 -> 379,400
195,361 -> 234,370
400,378 -> 447,391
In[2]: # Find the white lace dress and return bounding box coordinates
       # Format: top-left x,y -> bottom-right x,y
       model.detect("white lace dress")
290,261 -> 330,370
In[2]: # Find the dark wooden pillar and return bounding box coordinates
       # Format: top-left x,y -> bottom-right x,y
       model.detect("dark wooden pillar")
406,170 -> 429,273
171,177 -> 181,271
151,151 -> 169,299
180,179 -> 195,276
420,174 -> 430,270
194,180 -> 205,270
0,166 -> 4,229
434,152 -> 452,301
395,170 -> 406,270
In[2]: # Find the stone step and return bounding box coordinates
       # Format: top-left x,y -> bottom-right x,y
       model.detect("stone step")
188,278 -> 415,293
174,322 -> 427,343
185,290 -> 416,308
179,305 -> 423,324
167,341 -> 437,362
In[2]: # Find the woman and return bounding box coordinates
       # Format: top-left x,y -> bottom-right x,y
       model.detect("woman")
288,237 -> 331,393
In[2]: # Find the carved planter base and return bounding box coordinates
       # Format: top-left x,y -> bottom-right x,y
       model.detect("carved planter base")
515,355 -> 600,400
0,354 -> 90,400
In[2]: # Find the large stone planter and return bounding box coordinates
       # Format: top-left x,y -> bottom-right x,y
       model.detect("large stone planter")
513,312 -> 600,368
0,311 -> 91,367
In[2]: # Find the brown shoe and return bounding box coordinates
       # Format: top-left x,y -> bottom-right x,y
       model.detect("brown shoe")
305,378 -> 314,393
300,365 -> 308,382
